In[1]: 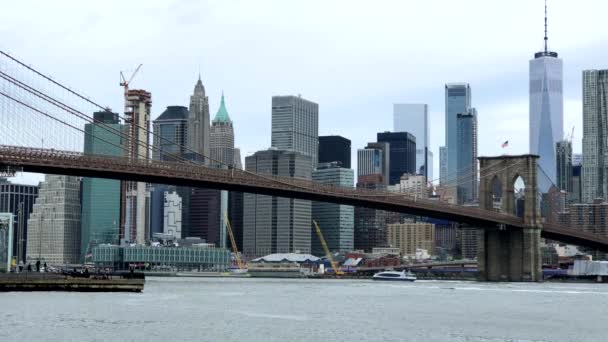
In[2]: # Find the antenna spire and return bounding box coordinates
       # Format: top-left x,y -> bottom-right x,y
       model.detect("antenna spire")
544,0 -> 548,53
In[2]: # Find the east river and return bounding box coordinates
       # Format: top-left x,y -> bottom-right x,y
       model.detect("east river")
1,277 -> 607,342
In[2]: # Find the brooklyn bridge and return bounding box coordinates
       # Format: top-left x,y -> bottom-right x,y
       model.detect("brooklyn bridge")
1,50 -> 606,282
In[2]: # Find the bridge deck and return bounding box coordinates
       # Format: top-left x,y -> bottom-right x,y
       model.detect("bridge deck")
1,145 -> 607,251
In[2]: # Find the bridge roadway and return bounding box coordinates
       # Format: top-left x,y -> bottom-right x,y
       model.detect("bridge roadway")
1,145 -> 607,251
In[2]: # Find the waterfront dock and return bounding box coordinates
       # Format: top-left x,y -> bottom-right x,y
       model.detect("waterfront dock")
0,273 -> 145,292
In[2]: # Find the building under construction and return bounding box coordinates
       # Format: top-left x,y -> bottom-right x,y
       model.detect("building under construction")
121,89 -> 152,245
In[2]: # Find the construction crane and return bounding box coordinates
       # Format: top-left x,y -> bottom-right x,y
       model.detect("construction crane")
225,213 -> 246,271
312,220 -> 344,276
569,126 -> 575,142
119,64 -> 142,95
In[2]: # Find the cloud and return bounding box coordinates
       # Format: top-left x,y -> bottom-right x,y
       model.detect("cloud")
1,0 -> 607,185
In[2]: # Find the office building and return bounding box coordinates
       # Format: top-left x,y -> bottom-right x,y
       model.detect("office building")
556,140 -> 572,194
445,83 -> 471,186
190,188 -> 221,243
210,93 -> 235,168
163,191 -> 182,239
582,69 -> 608,202
152,106 -> 189,161
456,109 -> 478,204
439,146 -> 447,185
354,173 -> 393,252
318,135 -> 351,168
559,199 -> 608,259
81,111 -> 123,259
188,76 -> 211,161
389,174 -> 428,198
0,179 -> 38,262
311,163 -> 354,255
529,6 -> 563,191
571,164 -> 582,204
459,226 -> 479,260
233,148 -> 243,170
123,89 -> 152,245
151,106 -> 192,239
377,131 -> 416,185
243,149 -> 313,257
357,142 -> 390,185
387,222 -> 435,256
572,153 -> 583,167
393,104 -> 433,180
431,219 -> 458,256
228,191 -> 244,252
26,175 -> 81,265
271,95 -> 319,167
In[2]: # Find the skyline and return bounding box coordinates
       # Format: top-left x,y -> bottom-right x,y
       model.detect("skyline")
3,0 -> 608,185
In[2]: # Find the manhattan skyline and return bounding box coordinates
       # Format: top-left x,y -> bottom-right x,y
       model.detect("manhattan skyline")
2,0 -> 608,184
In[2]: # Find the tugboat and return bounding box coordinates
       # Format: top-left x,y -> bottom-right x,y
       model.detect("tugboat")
372,270 -> 416,282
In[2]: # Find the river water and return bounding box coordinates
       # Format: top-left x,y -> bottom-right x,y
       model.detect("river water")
1,277 -> 606,342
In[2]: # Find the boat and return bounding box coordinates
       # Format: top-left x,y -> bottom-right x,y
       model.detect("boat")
372,270 -> 416,282
228,267 -> 249,275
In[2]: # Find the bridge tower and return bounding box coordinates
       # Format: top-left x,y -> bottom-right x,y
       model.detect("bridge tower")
477,154 -> 542,282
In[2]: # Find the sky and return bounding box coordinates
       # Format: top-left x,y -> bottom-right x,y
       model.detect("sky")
2,0 -> 608,185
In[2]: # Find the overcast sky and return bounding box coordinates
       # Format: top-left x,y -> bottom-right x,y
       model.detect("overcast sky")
2,0 -> 608,185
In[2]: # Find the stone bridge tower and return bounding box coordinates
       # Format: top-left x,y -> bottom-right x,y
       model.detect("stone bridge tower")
477,155 -> 542,282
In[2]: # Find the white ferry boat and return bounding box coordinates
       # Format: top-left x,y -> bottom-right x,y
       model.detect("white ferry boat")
372,270 -> 416,282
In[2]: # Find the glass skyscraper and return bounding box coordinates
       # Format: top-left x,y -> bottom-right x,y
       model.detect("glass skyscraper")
377,131 -> 417,185
393,104 -> 433,180
152,106 -> 189,161
456,109 -> 478,204
318,135 -> 351,168
0,179 -> 38,262
529,12 -> 563,192
445,84 -> 471,186
311,163 -> 354,255
81,111 -> 123,259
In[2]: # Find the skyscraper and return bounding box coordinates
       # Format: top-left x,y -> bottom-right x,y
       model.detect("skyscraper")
445,83 -> 471,186
271,95 -> 319,167
456,109 -> 478,204
151,106 -> 190,240
571,153 -> 583,204
81,111 -> 123,259
188,76 -> 211,162
357,142 -> 390,185
556,140 -> 572,194
377,131 -> 417,185
243,149 -> 313,257
210,93 -> 236,248
26,175 -> 81,265
529,3 -> 563,191
393,104 -> 433,180
0,179 -> 38,263
311,163 -> 354,255
318,135 -> 351,168
582,69 -> 608,203
123,89 -> 151,245
210,93 -> 235,168
354,174 -> 392,252
152,106 -> 189,161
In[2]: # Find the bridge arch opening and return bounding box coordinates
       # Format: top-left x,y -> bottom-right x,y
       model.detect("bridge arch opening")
513,174 -> 525,218
490,175 -> 502,209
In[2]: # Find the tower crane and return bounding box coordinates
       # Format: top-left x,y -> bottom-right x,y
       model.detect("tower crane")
119,64 -> 142,96
313,220 -> 344,276
225,213 -> 247,272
